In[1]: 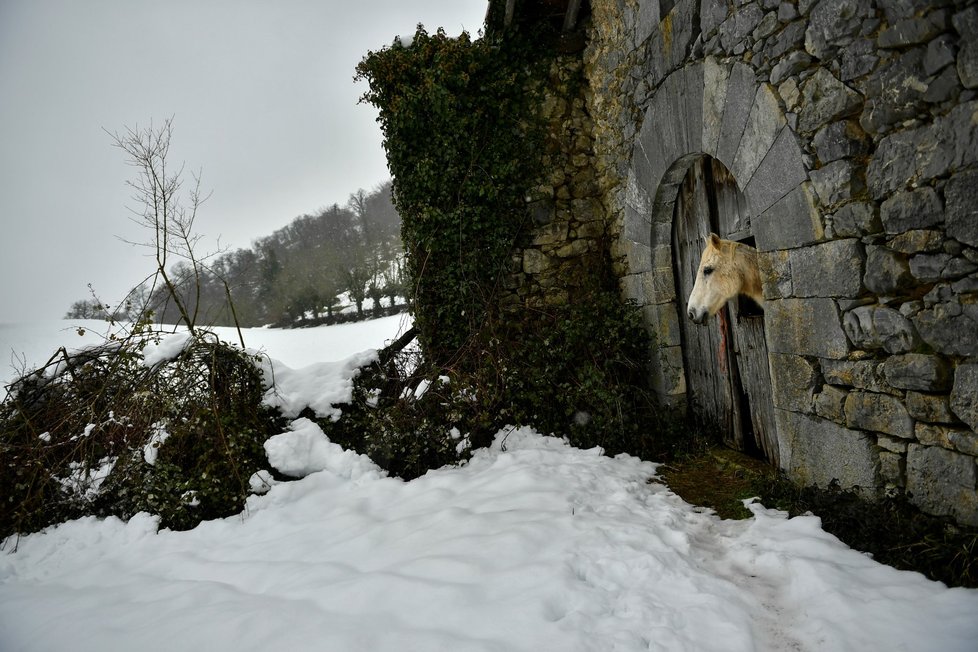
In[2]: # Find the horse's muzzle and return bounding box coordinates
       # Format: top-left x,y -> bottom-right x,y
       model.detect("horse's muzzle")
687,307 -> 701,324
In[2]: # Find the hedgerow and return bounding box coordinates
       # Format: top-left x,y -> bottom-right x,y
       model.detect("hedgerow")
0,323 -> 285,540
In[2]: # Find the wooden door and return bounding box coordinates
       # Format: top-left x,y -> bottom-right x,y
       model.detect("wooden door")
673,159 -> 742,449
672,157 -> 778,463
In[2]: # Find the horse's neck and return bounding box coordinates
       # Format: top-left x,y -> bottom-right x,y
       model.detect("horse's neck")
734,244 -> 763,305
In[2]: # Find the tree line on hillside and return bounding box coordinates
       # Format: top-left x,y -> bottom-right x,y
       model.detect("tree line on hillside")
66,182 -> 406,328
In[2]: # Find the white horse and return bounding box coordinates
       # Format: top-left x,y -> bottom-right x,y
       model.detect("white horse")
686,233 -> 763,324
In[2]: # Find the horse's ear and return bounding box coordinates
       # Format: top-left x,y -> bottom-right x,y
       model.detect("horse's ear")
707,232 -> 722,248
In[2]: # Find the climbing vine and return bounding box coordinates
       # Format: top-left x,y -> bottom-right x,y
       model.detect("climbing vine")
356,26 -> 547,364
352,21 -> 671,466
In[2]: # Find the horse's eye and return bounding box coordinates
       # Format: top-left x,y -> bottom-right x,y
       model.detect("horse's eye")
703,266 -> 714,276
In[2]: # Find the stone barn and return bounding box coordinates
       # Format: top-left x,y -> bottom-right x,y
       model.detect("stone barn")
496,0 -> 978,526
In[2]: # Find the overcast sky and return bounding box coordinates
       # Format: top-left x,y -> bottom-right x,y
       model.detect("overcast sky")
0,0 -> 488,322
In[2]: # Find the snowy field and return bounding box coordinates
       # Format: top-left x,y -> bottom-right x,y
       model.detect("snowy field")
1,318 -> 977,652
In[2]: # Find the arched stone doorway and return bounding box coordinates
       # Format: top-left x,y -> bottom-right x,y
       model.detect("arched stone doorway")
619,58 -> 820,470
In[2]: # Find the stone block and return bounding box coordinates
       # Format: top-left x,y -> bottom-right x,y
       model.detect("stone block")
844,391 -> 915,438
620,273 -> 645,305
822,359 -> 893,393
757,250 -> 792,300
702,58 -> 731,157
924,65 -> 961,104
531,221 -> 568,247
682,63 -> 705,159
830,202 -> 881,238
647,267 -> 678,304
809,160 -> 864,208
781,410 -> 880,493
863,245 -> 915,295
650,344 -> 686,398
633,0 -> 660,48
879,451 -> 906,488
949,430 -> 978,457
718,3 -> 764,52
622,207 -> 651,252
752,10 -> 780,40
805,0 -> 873,59
777,2 -> 798,22
915,423 -> 952,448
651,75 -> 690,160
878,435 -> 908,453
523,249 -> 550,274
814,385 -> 848,423
789,239 -> 864,298
840,36 -> 879,82
914,301 -> 978,356
879,0 -> 941,24
555,239 -> 591,258
769,353 -> 818,413
951,363 -> 978,432
858,48 -> 928,135
770,51 -> 812,86
929,101 -> 978,177
744,131 -> 811,227
880,187 -> 942,235
877,15 -> 943,49
700,0 -> 729,37
958,39 -> 978,89
883,353 -> 951,391
732,83 -> 787,188
642,301 -> 683,348
715,63 -> 758,171
888,229 -> 943,254
906,444 -> 978,526
945,169 -> 978,248
765,297 -> 849,358
812,120 -> 869,164
842,305 -> 918,354
909,253 -> 954,283
866,127 -> 926,198
797,68 -> 863,133
952,5 -> 978,37
624,163 -> 653,216
924,33 -> 955,76
906,391 -> 957,424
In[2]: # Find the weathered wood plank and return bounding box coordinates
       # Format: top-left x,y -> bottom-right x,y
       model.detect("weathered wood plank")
712,157 -> 751,240
732,309 -> 779,463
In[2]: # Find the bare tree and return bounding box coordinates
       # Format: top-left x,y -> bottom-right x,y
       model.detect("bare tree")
108,118 -> 244,345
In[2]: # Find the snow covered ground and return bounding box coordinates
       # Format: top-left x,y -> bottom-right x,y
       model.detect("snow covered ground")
1,318 -> 977,652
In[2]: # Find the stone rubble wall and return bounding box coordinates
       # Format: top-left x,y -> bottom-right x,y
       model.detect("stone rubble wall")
498,58 -> 609,311
509,0 -> 978,525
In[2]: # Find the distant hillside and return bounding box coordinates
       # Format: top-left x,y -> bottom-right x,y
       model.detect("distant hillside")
66,181 -> 406,328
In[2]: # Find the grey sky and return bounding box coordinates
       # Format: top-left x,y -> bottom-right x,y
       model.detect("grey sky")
0,0 -> 487,322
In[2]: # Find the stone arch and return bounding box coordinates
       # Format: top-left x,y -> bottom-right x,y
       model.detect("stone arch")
619,58 -> 819,467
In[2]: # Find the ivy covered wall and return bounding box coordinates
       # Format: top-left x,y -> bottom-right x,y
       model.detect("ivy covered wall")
355,14 -> 665,459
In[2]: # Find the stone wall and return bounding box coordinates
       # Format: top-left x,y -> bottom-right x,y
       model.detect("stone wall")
506,0 -> 978,526
498,58 -> 610,311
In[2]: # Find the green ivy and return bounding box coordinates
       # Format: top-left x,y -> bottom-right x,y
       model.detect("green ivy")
351,21 -> 674,471
356,26 -> 547,364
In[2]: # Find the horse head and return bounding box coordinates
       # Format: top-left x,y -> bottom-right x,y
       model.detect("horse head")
686,233 -> 762,324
